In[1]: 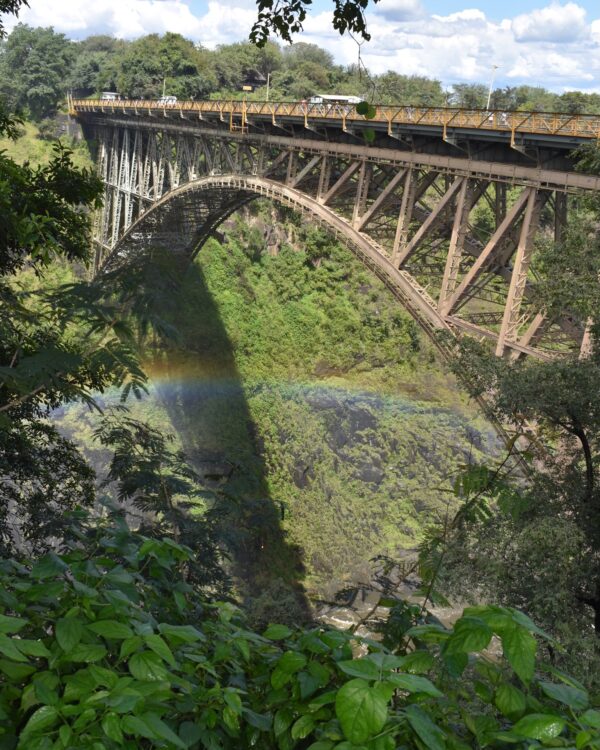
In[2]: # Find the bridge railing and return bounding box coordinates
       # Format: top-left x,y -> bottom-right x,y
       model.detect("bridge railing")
69,97 -> 600,140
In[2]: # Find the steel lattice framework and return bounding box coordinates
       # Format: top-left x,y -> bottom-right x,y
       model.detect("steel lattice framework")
71,99 -> 600,360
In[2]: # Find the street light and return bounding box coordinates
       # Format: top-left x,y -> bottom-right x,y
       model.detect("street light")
266,73 -> 271,102
486,64 -> 499,110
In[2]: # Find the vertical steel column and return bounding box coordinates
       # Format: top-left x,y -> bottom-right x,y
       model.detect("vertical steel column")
439,178 -> 473,314
285,152 -> 298,185
555,192 -> 567,243
391,168 -> 417,265
352,161 -> 372,228
317,156 -> 332,202
495,182 -> 506,228
495,189 -> 543,355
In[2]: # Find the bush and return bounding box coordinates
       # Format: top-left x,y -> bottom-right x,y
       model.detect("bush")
0,511 -> 598,749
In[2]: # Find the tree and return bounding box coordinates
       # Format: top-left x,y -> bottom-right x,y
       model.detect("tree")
0,24 -> 75,119
449,83 -> 488,109
68,36 -> 127,95
111,34 -> 217,100
375,72 -> 444,106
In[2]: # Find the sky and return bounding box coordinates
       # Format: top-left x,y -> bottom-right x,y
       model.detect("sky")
3,0 -> 600,92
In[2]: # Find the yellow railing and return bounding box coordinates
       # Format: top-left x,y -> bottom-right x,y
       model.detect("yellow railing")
69,96 -> 600,140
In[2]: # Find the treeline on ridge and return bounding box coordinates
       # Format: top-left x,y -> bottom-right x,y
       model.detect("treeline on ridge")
1,23 -> 600,121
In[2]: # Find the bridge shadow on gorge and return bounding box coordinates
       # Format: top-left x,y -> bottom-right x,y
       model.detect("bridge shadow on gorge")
118,244 -> 310,624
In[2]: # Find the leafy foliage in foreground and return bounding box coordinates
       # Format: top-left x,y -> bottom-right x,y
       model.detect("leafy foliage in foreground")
0,513 -> 598,749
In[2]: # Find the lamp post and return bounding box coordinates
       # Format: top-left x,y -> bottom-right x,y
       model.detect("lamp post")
486,64 -> 499,110
266,73 -> 271,102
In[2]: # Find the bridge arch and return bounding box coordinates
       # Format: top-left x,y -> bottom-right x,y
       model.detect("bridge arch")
104,174 -> 451,348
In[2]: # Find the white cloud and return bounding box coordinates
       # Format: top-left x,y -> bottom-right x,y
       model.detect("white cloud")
512,2 -> 587,43
1,0 -> 255,45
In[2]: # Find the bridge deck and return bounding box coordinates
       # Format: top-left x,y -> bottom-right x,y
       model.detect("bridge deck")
70,97 -> 600,148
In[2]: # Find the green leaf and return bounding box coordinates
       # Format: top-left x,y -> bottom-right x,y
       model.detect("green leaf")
274,707 -> 293,736
306,743 -> 334,750
16,639 -> 50,658
224,689 -> 243,715
495,683 -> 526,718
540,682 -> 589,710
400,651 -> 434,674
102,713 -> 123,743
0,614 -> 28,634
581,709 -> 600,729
0,634 -> 28,661
121,714 -> 159,740
120,635 -> 143,659
30,553 -> 67,579
577,730 -> 593,749
291,714 -> 315,740
88,619 -> 134,639
33,680 -> 58,706
158,623 -> 205,643
335,678 -> 388,745
141,712 -> 187,749
446,616 -> 492,654
405,704 -> 446,750
387,672 -> 443,697
0,658 -> 36,680
59,725 -> 72,746
512,713 -> 565,741
355,101 -> 370,115
68,643 -> 107,663
242,708 -> 272,731
56,618 -> 83,651
337,658 -> 380,680
128,650 -> 169,681
501,626 -> 536,683
277,650 -> 307,674
20,705 -> 59,738
263,624 -> 292,640
144,633 -> 176,666
179,722 -> 203,747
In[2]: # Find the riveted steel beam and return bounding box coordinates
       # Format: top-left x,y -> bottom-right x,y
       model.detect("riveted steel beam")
396,176 -> 465,267
496,189 -> 544,355
443,187 -> 535,314
322,161 -> 360,204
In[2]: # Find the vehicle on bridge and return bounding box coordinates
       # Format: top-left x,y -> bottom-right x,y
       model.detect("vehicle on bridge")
101,92 -> 121,101
157,95 -> 178,105
307,94 -> 362,116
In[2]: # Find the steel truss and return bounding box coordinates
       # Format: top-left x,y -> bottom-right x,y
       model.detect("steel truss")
88,122 -> 592,360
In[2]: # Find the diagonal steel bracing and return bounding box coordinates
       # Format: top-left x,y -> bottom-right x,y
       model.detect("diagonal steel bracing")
84,118 -> 592,361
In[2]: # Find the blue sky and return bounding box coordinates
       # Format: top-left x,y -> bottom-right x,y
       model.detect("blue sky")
4,0 -> 600,91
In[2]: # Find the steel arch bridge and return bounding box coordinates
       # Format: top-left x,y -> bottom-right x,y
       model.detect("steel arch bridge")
71,98 -> 600,361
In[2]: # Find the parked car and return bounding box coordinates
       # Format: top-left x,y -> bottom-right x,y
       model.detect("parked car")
157,96 -> 177,105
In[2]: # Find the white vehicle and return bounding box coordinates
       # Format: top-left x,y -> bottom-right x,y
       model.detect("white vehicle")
308,94 -> 361,105
157,95 -> 177,105
100,92 -> 121,101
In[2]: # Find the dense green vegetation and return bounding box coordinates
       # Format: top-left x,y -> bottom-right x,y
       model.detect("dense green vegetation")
2,24 -> 600,122
3,509 -> 599,750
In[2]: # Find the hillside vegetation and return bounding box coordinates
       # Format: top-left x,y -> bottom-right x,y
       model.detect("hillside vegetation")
58,203 -> 496,603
